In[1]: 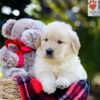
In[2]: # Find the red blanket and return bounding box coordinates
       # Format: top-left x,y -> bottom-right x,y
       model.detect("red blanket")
16,76 -> 89,100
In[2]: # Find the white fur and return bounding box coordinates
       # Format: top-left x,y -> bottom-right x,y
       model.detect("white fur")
32,21 -> 87,94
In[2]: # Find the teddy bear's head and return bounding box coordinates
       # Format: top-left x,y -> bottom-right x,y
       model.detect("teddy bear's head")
2,18 -> 45,49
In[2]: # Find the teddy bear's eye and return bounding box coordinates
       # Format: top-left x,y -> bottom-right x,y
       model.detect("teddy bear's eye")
58,40 -> 63,44
44,38 -> 48,41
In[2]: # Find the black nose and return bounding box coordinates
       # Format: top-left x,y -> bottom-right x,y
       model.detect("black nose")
46,48 -> 54,55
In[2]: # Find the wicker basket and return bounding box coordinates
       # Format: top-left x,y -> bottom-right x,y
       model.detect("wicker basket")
0,79 -> 21,100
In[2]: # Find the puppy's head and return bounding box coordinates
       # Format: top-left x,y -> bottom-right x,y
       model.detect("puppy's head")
37,21 -> 80,63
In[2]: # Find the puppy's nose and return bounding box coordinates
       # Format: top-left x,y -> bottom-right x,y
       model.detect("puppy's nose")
46,48 -> 54,55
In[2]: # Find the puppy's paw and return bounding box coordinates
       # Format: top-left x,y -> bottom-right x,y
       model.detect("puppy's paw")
43,84 -> 56,94
56,78 -> 71,89
43,86 -> 56,94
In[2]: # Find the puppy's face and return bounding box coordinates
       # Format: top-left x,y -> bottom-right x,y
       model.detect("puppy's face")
41,31 -> 71,61
38,22 -> 80,63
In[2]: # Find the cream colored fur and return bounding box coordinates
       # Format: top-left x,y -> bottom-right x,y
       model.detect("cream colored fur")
33,21 -> 87,94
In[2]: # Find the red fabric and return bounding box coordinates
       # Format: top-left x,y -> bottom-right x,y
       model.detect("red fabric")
16,76 -> 90,100
16,77 -> 40,100
31,78 -> 42,94
18,81 -> 26,100
5,39 -> 32,67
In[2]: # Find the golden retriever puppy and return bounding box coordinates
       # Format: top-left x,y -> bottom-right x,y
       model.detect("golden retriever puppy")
33,21 -> 87,94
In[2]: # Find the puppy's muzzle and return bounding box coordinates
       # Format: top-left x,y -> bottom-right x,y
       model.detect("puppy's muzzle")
46,48 -> 54,57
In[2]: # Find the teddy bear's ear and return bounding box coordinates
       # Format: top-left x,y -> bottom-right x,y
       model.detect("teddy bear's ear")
2,19 -> 16,38
34,36 -> 41,49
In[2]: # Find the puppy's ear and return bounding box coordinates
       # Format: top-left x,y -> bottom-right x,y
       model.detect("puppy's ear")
70,31 -> 81,53
34,36 -> 41,49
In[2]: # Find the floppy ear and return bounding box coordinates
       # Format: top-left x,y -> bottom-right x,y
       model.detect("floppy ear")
34,36 -> 41,49
70,31 -> 81,53
2,19 -> 16,38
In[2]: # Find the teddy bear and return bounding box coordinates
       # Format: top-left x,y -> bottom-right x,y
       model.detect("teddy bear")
0,18 -> 45,78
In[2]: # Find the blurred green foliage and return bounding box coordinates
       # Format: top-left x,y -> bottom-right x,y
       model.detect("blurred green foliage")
31,0 -> 100,81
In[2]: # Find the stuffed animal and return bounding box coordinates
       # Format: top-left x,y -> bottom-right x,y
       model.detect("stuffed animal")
0,18 -> 45,78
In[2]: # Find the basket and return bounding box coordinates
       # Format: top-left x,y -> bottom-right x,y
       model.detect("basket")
0,79 -> 21,100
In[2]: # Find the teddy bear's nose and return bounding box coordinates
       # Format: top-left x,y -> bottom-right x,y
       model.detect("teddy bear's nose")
46,48 -> 54,56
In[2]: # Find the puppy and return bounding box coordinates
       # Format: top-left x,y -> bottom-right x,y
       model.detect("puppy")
32,21 -> 87,94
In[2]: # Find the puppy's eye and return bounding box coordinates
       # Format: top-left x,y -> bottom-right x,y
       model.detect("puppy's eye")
44,38 -> 48,41
57,40 -> 63,44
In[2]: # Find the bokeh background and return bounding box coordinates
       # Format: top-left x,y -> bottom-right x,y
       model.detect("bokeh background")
0,0 -> 100,99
